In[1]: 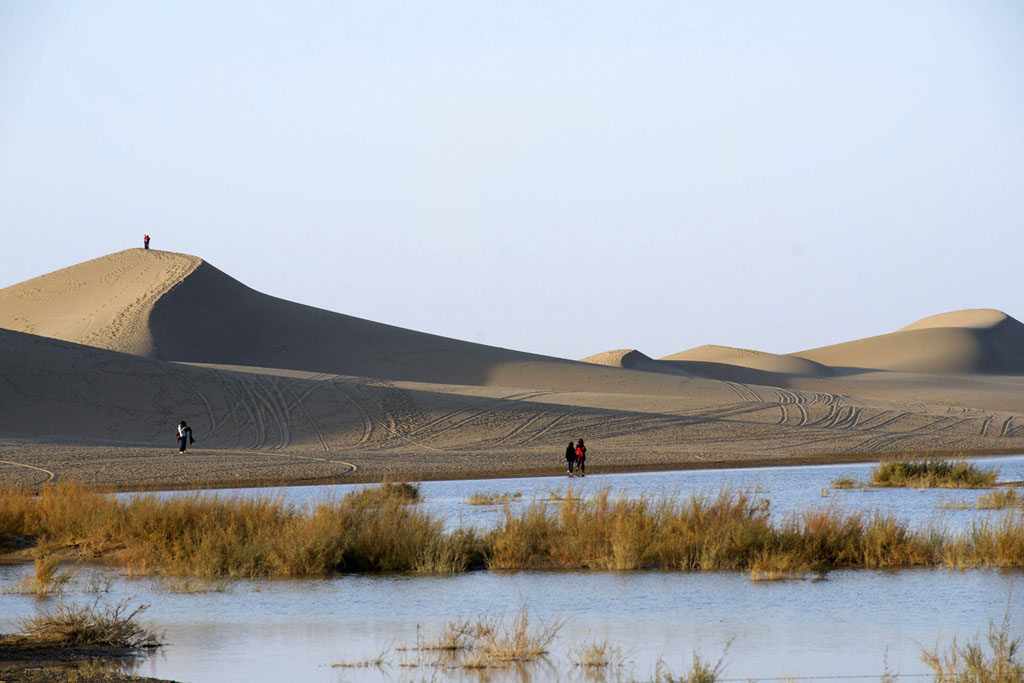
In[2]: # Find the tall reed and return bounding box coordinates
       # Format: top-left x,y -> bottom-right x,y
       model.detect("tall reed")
488,489 -> 1020,574
2,483 -> 1023,578
0,483 -> 480,577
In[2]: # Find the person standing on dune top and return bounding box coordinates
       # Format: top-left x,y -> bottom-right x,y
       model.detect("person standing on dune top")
565,441 -> 577,476
575,438 -> 587,477
144,234 -> 150,249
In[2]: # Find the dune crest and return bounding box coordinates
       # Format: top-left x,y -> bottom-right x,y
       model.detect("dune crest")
898,309 -> 1010,331
794,309 -> 1024,375
0,249 -> 201,356
581,349 -> 651,367
664,345 -> 832,376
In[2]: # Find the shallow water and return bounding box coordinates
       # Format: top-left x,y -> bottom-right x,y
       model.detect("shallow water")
6,455 -> 1023,682
1,565 -> 1021,681
129,454 -> 1024,533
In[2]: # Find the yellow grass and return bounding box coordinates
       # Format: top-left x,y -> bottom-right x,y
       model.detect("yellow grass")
871,458 -> 999,489
466,491 -> 522,505
0,483 -> 477,577
2,483 -> 1023,578
976,488 -> 1024,510
569,638 -> 627,668
921,611 -> 1023,681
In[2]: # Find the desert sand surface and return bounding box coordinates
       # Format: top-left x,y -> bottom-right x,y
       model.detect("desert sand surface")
2,249 -> 1024,490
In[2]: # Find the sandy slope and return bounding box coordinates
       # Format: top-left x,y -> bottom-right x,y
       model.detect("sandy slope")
791,309 -> 1024,374
2,251 -> 1024,490
0,250 -> 696,390
3,325 -> 1024,489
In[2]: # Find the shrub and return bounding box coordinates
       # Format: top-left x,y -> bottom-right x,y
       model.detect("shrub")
19,598 -> 160,649
871,459 -> 998,489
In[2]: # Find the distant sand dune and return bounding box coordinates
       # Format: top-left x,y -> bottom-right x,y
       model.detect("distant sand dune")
793,309 -> 1024,375
663,345 -> 833,376
3,251 -> 1024,489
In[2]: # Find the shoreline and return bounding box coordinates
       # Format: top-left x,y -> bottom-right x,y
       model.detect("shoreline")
43,446 -> 1024,494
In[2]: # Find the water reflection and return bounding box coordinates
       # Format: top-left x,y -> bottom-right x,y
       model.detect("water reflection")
1,564 -> 1020,682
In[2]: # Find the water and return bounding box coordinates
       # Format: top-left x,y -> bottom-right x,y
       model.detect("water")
5,455 -> 1023,682
1,566 -> 1020,681
126,454 -> 1024,533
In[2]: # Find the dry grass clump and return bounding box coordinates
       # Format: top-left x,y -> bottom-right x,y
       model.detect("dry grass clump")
487,488 -> 978,575
332,649 -> 388,668
489,489 -> 777,571
402,607 -> 562,670
871,458 -> 999,489
976,488 -> 1024,510
345,481 -> 421,507
7,542 -> 75,595
19,598 -> 160,649
830,477 -> 861,489
569,638 -> 627,669
0,483 -> 482,577
653,649 -> 728,682
156,576 -> 231,593
944,513 -> 1024,569
473,606 -> 563,664
921,612 -> 1023,681
466,491 -> 522,505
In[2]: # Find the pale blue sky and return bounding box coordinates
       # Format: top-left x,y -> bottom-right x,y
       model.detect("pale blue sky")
2,1 -> 1023,360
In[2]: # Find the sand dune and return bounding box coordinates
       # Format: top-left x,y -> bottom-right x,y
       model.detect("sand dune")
3,250 -> 1024,489
0,249 -> 554,385
664,345 -> 833,376
793,309 -> 1024,375
580,349 -> 689,375
0,249 -> 702,393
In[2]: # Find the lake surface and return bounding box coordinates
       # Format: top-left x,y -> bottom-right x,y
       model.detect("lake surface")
4,455 -> 1023,682
129,454 -> 1024,533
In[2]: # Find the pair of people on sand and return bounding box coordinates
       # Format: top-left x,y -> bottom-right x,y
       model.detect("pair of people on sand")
565,438 -> 587,476
177,420 -> 194,453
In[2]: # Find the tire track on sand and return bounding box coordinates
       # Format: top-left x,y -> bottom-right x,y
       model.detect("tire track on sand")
721,381 -> 761,403
519,408 -> 581,446
774,389 -> 808,426
284,384 -> 331,454
331,382 -> 447,452
0,460 -> 55,486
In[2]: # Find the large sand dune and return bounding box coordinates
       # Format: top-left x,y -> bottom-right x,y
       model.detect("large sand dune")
0,249 -> 706,394
792,309 -> 1024,375
3,250 -> 1024,489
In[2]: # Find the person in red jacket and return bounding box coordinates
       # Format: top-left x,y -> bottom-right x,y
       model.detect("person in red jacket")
144,234 -> 150,249
575,438 -> 587,476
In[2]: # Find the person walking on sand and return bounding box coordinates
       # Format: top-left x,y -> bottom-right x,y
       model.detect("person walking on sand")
177,420 -> 194,453
565,441 -> 577,476
144,234 -> 150,249
575,438 -> 587,477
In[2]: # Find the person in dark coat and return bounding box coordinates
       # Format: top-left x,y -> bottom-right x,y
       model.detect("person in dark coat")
177,420 -> 194,453
565,441 -> 577,475
575,438 -> 587,476
144,234 -> 150,249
